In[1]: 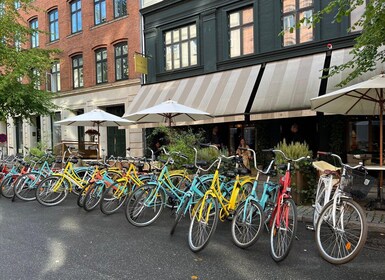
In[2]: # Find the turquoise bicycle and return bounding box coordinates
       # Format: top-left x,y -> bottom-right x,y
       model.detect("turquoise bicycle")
231,148 -> 278,248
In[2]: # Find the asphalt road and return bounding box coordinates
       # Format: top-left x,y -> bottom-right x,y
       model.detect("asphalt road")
1,195 -> 385,280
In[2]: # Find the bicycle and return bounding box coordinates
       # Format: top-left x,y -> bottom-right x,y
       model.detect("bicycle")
231,148 -> 278,248
98,156 -> 154,215
265,149 -> 308,262
35,148 -> 95,206
312,152 -> 369,264
187,145 -> 254,252
170,147 -> 222,235
124,148 -> 193,227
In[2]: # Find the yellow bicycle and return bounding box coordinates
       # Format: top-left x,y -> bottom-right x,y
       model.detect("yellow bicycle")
188,145 -> 253,252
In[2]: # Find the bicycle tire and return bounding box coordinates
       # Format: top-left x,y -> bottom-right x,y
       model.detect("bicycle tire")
14,172 -> 40,201
35,175 -> 69,207
0,175 -> 16,198
170,196 -> 190,235
315,197 -> 367,264
231,200 -> 264,249
188,193 -> 219,252
100,181 -> 128,215
125,184 -> 165,227
77,184 -> 89,208
84,182 -> 104,211
270,198 -> 297,262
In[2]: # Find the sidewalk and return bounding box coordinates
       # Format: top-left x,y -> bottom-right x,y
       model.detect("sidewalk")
297,185 -> 385,230
297,205 -> 385,230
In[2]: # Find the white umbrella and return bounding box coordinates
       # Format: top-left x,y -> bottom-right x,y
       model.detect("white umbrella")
310,74 -> 385,204
123,99 -> 213,126
55,109 -> 133,158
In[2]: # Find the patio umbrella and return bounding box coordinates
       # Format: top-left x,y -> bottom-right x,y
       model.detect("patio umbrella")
122,99 -> 213,126
310,74 -> 385,205
55,109 -> 133,158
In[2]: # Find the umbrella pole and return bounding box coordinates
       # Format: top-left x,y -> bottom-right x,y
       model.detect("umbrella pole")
97,124 -> 100,160
381,99 -> 384,204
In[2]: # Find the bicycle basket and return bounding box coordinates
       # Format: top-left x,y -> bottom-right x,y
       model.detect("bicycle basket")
344,169 -> 377,200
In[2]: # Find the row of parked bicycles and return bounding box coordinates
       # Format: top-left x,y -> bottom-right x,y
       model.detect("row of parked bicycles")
0,144 -> 373,265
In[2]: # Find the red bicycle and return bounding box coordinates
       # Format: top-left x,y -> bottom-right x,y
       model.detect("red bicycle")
266,149 -> 308,262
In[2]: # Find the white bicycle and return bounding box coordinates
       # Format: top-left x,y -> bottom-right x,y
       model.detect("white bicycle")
312,152 -> 371,264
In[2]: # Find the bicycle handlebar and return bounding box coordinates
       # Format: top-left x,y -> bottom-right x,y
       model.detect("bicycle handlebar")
317,151 -> 364,170
263,148 -> 309,163
238,147 -> 275,175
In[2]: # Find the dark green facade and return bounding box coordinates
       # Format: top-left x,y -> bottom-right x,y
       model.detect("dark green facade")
141,0 -> 355,84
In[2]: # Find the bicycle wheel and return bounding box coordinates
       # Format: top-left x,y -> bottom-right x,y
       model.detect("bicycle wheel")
231,200 -> 264,249
36,175 -> 69,206
315,197 -> 367,264
100,181 -> 128,215
170,196 -> 190,235
0,175 -> 16,198
84,182 -> 104,211
125,184 -> 165,227
77,185 -> 89,208
188,193 -> 219,252
14,172 -> 40,201
270,198 -> 297,262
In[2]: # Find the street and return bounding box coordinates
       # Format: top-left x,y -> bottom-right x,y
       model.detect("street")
1,195 -> 385,280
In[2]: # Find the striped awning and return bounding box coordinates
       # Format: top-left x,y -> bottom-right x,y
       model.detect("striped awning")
250,53 -> 326,113
126,65 -> 261,117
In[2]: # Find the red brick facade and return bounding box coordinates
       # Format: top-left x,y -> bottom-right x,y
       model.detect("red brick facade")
18,0 -> 141,92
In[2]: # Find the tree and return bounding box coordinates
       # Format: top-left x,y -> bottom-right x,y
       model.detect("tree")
0,0 -> 59,121
292,0 -> 385,86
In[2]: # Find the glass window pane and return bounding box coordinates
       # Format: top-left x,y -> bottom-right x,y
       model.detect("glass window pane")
243,25 -> 254,55
229,12 -> 240,28
230,29 -> 241,57
242,8 -> 253,24
122,44 -> 128,55
283,0 -> 296,13
173,44 -> 180,68
299,0 -> 313,9
166,46 -> 172,70
189,25 -> 196,38
181,27 -> 188,40
181,42 -> 189,67
190,40 -> 197,65
283,14 -> 295,30
173,30 -> 179,42
284,29 -> 296,46
165,32 -> 171,44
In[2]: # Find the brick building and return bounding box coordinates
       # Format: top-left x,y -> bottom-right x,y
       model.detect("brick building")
3,0 -> 144,157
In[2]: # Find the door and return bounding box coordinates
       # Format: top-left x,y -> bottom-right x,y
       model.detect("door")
106,106 -> 126,157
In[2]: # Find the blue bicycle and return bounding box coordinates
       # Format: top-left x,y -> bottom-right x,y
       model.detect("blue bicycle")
231,148 -> 279,248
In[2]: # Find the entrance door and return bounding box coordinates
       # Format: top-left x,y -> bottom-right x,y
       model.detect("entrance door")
106,106 -> 126,157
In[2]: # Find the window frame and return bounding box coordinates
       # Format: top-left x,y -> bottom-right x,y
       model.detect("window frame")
163,23 -> 198,71
30,18 -> 39,48
70,0 -> 82,34
114,42 -> 128,81
50,61 -> 61,92
95,48 -> 108,84
114,0 -> 127,19
48,9 -> 59,42
94,0 -> 106,25
72,54 -> 84,89
282,0 -> 314,47
228,6 -> 254,58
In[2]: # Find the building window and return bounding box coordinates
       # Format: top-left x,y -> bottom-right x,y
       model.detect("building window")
49,9 -> 59,42
282,0 -> 313,46
30,18 -> 39,48
94,0 -> 106,25
71,0 -> 82,34
49,61 -> 61,92
114,0 -> 127,18
165,24 -> 197,71
115,42 -> 128,81
229,7 -> 254,58
72,55 -> 83,88
95,48 -> 107,84
32,69 -> 40,90
14,1 -> 20,9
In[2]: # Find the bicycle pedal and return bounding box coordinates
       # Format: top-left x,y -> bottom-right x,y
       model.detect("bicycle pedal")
295,235 -> 299,241
306,225 -> 315,231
